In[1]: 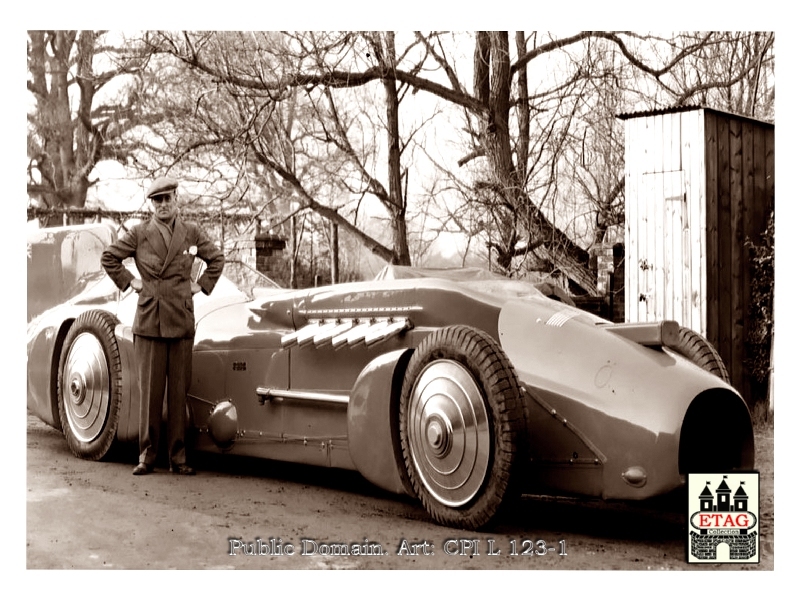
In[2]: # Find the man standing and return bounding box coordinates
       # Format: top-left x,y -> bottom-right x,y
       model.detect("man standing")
102,176 -> 225,475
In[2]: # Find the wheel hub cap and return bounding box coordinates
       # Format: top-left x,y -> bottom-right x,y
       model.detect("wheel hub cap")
407,360 -> 490,507
62,332 -> 110,443
69,375 -> 86,405
425,414 -> 452,457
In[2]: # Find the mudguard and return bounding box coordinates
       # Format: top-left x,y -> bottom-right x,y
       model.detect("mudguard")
347,349 -> 415,496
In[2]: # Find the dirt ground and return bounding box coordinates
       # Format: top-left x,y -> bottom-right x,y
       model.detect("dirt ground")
24,410 -> 774,578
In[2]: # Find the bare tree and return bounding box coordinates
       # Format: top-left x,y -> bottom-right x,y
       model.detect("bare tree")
668,31 -> 774,120
560,40 -> 627,251
143,31 -> 449,266
27,31 -> 155,222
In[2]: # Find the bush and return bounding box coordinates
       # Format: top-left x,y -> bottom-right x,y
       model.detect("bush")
745,211 -> 774,390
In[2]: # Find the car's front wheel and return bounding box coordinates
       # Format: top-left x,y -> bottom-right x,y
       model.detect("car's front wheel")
57,310 -> 123,460
399,325 -> 528,529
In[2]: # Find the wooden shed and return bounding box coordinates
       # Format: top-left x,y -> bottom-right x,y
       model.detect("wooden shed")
618,106 -> 774,405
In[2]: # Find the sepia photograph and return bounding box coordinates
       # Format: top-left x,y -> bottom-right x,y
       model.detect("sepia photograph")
22,18 -> 784,587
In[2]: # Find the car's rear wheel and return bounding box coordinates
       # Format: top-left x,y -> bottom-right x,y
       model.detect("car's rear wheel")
670,326 -> 731,384
57,310 -> 123,460
399,325 -> 528,529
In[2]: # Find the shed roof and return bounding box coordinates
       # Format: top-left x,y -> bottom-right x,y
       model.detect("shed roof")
616,105 -> 774,128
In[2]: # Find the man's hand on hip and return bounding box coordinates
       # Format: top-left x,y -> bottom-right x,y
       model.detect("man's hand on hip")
130,278 -> 143,293
191,281 -> 202,295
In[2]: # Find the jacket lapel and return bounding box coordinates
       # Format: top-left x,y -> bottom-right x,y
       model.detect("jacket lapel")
159,218 -> 188,277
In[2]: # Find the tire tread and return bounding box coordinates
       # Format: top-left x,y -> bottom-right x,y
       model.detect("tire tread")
670,326 -> 730,384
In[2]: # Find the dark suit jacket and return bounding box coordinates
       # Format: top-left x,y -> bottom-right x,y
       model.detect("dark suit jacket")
101,216 -> 225,339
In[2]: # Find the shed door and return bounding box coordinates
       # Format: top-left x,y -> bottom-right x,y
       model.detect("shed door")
664,183 -> 690,325
637,171 -> 688,324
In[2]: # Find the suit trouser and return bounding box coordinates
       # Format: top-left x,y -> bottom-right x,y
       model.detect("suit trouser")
134,334 -> 194,467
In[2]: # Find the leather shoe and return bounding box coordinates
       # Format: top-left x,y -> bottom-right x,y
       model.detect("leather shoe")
132,462 -> 153,475
170,464 -> 196,476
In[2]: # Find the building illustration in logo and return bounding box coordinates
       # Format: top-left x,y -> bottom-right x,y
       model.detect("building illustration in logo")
688,474 -> 758,562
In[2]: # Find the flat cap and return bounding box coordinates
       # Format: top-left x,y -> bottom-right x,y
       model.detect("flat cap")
146,176 -> 179,198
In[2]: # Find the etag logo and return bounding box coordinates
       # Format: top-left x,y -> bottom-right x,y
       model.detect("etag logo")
691,512 -> 754,530
687,473 -> 759,563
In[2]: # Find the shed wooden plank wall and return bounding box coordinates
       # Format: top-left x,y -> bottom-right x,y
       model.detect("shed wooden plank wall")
703,111 -> 774,404
624,110 -> 706,332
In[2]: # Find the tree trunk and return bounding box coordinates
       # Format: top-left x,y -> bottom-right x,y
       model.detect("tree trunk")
469,32 -> 597,288
479,32 -> 521,272
290,214 -> 297,289
514,32 -> 530,184
330,221 -> 339,284
380,32 -> 411,265
28,31 -> 93,223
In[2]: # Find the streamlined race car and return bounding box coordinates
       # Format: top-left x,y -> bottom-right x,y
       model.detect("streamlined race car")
27,223 -> 754,529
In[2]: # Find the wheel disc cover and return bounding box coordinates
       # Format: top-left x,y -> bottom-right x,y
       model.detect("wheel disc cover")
407,359 -> 490,507
62,332 -> 110,443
